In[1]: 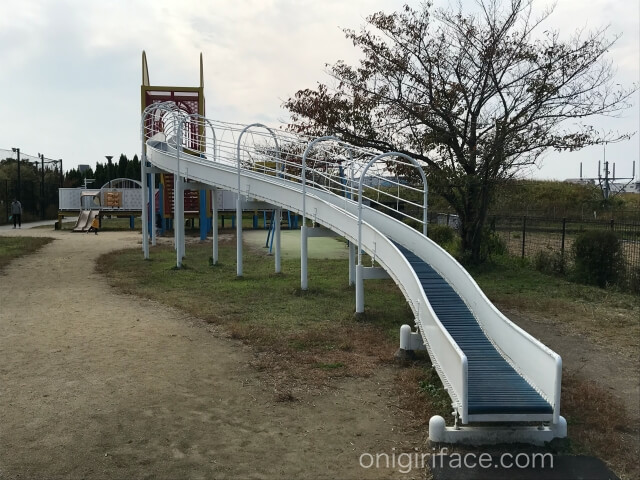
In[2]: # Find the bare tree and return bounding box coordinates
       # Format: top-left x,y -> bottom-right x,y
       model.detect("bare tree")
284,0 -> 635,262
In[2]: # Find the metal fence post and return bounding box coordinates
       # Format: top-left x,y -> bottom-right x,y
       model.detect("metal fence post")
4,179 -> 8,223
561,218 -> 567,261
522,216 -> 527,259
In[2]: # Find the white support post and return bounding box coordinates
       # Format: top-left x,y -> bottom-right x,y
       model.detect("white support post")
236,192 -> 243,277
356,263 -> 364,313
275,207 -> 281,274
301,222 -> 308,290
173,178 -> 178,252
180,177 -> 186,261
141,156 -> 149,259
348,241 -> 355,286
212,188 -> 218,265
175,114 -> 183,267
174,173 -> 182,268
177,178 -> 184,261
150,172 -> 156,246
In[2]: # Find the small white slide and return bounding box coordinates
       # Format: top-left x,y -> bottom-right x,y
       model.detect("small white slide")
73,210 -> 99,232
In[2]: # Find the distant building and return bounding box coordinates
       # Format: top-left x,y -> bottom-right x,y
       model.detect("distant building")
564,178 -> 595,185
618,181 -> 640,194
78,164 -> 91,174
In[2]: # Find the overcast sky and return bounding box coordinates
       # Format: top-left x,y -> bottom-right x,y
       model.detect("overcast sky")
1,0 -> 637,182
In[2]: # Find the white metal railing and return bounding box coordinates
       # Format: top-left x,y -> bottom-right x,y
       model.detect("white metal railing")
141,104 -> 430,234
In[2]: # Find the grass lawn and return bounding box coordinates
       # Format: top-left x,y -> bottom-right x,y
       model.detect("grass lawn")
96,237 -> 413,383
468,255 -> 639,360
97,240 -> 639,479
0,237 -> 54,273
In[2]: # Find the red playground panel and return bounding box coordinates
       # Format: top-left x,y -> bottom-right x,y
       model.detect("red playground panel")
161,173 -> 201,215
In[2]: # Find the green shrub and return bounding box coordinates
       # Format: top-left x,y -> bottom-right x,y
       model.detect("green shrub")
428,224 -> 456,245
628,266 -> 640,295
481,229 -> 507,259
427,224 -> 461,257
533,247 -> 566,276
402,217 -> 422,231
571,230 -> 624,288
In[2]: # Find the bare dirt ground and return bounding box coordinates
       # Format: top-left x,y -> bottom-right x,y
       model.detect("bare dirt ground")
1,226 -> 638,479
0,228 -> 417,480
505,309 -> 639,425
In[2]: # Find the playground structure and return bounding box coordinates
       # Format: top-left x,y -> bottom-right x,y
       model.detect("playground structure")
58,173 -> 286,233
71,192 -> 101,232
58,52 -> 296,235
137,51 -> 566,445
59,178 -> 146,230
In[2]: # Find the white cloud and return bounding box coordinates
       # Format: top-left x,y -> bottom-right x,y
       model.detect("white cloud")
0,0 -> 636,181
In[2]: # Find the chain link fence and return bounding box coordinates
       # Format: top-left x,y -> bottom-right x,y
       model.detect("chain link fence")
1,148 -> 63,224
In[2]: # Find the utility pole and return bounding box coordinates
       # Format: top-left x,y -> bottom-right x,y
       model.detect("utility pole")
38,153 -> 46,219
11,147 -> 21,202
579,154 -> 636,202
4,179 -> 8,223
598,160 -> 611,200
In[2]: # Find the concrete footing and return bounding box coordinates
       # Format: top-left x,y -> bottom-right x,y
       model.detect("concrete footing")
399,324 -> 427,351
428,415 -> 568,446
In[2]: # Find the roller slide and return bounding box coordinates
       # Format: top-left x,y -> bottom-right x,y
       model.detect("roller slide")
146,140 -> 562,427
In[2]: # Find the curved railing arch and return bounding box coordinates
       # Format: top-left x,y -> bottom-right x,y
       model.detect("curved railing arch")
99,178 -> 143,189
140,101 -> 183,260
300,135 -> 355,290
184,113 -> 217,161
355,151 -> 428,312
235,123 -> 281,277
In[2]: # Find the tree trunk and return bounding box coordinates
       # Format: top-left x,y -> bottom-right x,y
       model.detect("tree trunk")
457,177 -> 492,264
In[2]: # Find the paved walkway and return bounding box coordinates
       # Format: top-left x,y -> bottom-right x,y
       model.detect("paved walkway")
0,219 -> 66,231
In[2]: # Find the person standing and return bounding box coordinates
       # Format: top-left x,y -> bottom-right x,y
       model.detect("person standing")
86,215 -> 100,235
11,199 -> 22,229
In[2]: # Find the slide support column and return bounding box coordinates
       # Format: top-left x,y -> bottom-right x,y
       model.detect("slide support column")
275,207 -> 281,273
348,241 -> 355,286
356,264 -> 364,313
212,188 -> 218,265
141,157 -> 149,259
199,189 -> 207,241
236,193 -> 243,277
301,223 -> 308,290
150,173 -> 156,246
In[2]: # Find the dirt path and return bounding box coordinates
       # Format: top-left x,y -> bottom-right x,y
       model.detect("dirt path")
505,309 -> 639,425
0,229 -> 415,480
